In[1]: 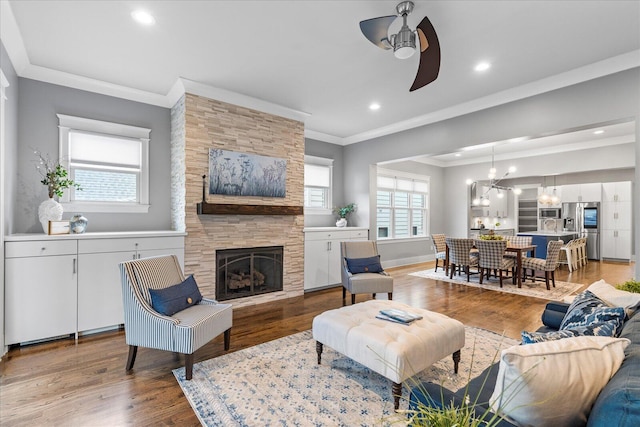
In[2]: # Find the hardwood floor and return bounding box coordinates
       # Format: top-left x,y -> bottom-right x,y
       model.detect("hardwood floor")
0,260 -> 634,426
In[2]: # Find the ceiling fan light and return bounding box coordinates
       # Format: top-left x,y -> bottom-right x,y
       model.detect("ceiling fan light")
393,25 -> 416,59
394,46 -> 416,59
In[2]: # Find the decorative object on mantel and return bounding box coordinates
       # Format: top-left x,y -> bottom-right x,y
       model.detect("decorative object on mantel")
538,175 -> 561,205
333,203 -> 357,227
197,175 -> 303,216
467,146 -> 522,206
34,150 -> 81,233
70,213 -> 88,234
208,149 -> 287,198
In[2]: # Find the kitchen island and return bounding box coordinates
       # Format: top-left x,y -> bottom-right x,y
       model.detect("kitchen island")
516,231 -> 579,258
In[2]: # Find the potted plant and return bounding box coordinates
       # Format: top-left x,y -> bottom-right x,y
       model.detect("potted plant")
34,150 -> 81,233
333,203 -> 356,228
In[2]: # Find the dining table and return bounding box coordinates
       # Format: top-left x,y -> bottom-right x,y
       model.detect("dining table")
445,242 -> 536,288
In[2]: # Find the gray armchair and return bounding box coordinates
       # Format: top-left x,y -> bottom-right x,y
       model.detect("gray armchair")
119,255 -> 232,380
341,240 -> 393,305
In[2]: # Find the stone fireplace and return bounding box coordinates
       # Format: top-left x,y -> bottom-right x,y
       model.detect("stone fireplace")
170,92 -> 305,308
216,246 -> 283,301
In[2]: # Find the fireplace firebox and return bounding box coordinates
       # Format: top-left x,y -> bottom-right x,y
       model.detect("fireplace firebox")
216,246 -> 284,301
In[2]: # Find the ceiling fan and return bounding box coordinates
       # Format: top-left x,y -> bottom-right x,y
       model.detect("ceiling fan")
359,1 -> 440,91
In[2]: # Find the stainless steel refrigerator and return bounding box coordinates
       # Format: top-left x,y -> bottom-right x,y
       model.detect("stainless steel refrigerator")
561,202 -> 600,260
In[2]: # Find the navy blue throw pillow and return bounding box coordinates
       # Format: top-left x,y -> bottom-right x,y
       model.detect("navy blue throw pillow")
149,275 -> 203,316
345,256 -> 384,274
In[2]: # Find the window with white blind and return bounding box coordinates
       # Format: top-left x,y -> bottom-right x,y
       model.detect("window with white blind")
304,155 -> 333,213
57,114 -> 150,213
376,169 -> 429,240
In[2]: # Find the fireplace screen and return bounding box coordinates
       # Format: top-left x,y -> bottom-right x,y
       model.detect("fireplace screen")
216,246 -> 283,301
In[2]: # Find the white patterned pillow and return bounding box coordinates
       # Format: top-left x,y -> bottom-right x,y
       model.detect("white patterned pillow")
490,336 -> 630,426
587,279 -> 640,317
560,290 -> 625,333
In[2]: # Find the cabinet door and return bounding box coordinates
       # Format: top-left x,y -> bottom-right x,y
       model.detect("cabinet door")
304,240 -> 330,290
602,181 -> 631,202
327,239 -> 344,286
601,229 -> 617,259
615,230 -> 632,260
580,183 -> 602,202
5,255 -> 77,344
77,251 -> 134,332
560,184 -> 580,203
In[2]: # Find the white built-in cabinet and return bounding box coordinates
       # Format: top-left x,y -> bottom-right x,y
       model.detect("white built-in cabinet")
560,183 -> 602,203
601,181 -> 632,261
303,227 -> 368,291
4,232 -> 185,345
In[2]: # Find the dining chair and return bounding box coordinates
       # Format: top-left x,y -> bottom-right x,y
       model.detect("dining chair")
445,237 -> 478,282
431,234 -> 448,273
521,240 -> 564,290
504,235 -> 533,259
475,239 -> 515,287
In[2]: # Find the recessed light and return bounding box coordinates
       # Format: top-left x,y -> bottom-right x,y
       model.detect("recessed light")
474,61 -> 491,72
509,137 -> 525,143
454,153 -> 461,157
369,103 -> 381,111
131,9 -> 155,26
593,130 -> 604,135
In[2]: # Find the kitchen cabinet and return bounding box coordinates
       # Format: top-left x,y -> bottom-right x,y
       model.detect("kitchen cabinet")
304,228 -> 368,291
601,181 -> 632,261
5,240 -> 78,344
4,232 -> 185,345
561,183 -> 602,203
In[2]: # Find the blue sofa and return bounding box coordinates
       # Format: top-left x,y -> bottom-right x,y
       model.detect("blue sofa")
409,301 -> 640,426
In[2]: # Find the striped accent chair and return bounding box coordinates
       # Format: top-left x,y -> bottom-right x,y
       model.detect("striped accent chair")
341,241 -> 393,305
119,255 -> 232,380
521,240 -> 564,290
445,237 -> 478,282
431,234 -> 448,273
475,239 -> 515,288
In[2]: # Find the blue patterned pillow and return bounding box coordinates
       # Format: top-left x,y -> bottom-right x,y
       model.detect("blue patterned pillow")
560,290 -> 625,332
345,256 -> 384,274
522,319 -> 622,344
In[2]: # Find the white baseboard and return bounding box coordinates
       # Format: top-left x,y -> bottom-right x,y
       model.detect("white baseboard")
382,255 -> 434,269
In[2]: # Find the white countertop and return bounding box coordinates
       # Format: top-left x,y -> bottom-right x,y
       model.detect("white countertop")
5,230 -> 186,241
517,231 -> 579,237
303,227 -> 368,232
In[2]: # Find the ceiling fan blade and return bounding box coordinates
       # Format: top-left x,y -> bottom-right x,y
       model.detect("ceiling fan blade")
359,15 -> 397,49
410,16 -> 441,91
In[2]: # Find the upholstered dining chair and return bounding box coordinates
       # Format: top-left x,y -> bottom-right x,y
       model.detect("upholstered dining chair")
475,239 -> 516,287
119,255 -> 232,380
504,235 -> 533,259
341,240 -> 393,305
521,240 -> 564,290
445,237 -> 478,282
431,233 -> 448,273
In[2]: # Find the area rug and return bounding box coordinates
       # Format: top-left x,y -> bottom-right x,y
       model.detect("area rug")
174,327 -> 518,426
409,268 -> 583,301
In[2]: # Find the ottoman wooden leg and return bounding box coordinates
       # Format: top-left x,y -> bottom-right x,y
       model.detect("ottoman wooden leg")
452,350 -> 461,374
316,341 -> 323,364
392,382 -> 402,410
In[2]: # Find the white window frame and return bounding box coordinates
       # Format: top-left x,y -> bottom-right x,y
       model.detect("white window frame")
57,114 -> 150,213
304,155 -> 333,215
376,168 -> 430,241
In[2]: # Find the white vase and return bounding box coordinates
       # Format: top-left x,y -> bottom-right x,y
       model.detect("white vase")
38,198 -> 64,233
336,218 -> 347,228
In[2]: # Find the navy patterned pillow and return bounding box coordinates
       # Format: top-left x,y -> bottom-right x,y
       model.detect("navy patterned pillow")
345,256 -> 384,274
522,319 -> 622,344
559,290 -> 625,332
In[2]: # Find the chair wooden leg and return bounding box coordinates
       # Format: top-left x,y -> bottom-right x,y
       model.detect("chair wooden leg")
185,353 -> 194,380
342,287 -> 346,300
224,328 -> 231,351
449,263 -> 455,279
466,265 -> 470,282
479,268 -> 485,284
372,293 -> 377,299
351,294 -> 356,305
545,272 -> 551,290
125,345 -> 138,372
551,271 -> 556,288
499,270 -> 503,288
388,292 -> 393,300
435,259 -> 440,272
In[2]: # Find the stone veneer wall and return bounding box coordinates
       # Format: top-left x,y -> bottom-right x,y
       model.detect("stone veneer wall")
170,93 -> 305,308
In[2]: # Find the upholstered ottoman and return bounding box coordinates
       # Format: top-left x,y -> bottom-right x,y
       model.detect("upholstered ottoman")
312,300 -> 465,410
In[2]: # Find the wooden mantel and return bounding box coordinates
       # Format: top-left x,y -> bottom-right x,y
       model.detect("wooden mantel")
197,201 -> 303,216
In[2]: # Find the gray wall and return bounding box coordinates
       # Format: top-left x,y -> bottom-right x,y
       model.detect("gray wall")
2,41 -> 18,236
304,137 -> 345,227
15,79 -> 172,233
343,68 -> 640,275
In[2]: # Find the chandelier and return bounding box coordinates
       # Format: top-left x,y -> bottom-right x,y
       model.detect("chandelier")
538,175 -> 560,205
468,146 -> 522,206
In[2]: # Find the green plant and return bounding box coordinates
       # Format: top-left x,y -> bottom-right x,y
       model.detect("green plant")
333,203 -> 357,218
34,150 -> 82,199
616,279 -> 640,293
